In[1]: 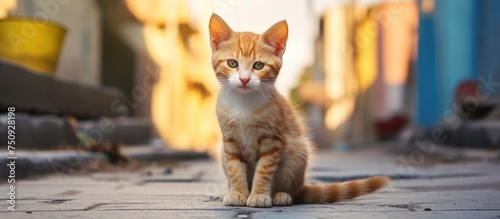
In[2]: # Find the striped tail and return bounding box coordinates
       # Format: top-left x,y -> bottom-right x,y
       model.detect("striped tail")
297,176 -> 390,204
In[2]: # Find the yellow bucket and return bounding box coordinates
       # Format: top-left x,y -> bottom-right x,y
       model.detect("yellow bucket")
0,17 -> 66,75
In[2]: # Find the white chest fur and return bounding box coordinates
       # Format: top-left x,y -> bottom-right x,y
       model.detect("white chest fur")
218,89 -> 270,119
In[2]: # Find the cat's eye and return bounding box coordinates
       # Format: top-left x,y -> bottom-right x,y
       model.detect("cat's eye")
253,62 -> 265,70
227,59 -> 238,68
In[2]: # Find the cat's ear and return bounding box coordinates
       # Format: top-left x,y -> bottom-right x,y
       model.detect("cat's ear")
209,14 -> 233,51
262,20 -> 288,57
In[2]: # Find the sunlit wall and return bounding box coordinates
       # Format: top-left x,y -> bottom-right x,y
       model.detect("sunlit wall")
0,0 -> 16,18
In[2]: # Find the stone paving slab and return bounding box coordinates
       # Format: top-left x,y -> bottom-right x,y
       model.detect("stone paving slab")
392,174 -> 500,190
311,150 -> 500,181
0,210 -> 237,219
2,209 -> 498,219
10,184 -> 119,200
250,211 -> 500,219
1,146 -> 499,218
1,202 -> 99,212
354,189 -> 500,211
95,202 -> 408,213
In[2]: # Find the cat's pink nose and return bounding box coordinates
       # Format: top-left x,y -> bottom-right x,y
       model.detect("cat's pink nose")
240,77 -> 250,86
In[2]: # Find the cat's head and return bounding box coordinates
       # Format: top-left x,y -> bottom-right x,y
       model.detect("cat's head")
208,14 -> 288,94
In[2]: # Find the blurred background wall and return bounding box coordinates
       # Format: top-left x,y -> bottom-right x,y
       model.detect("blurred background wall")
11,0 -> 101,86
1,0 -> 499,152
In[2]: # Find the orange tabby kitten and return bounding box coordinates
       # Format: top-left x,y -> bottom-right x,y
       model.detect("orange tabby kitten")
209,14 -> 390,208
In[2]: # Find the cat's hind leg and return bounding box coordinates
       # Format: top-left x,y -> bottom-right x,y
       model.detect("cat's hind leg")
271,139 -> 310,205
272,192 -> 292,206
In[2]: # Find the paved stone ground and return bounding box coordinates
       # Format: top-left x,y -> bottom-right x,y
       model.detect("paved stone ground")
1,144 -> 499,219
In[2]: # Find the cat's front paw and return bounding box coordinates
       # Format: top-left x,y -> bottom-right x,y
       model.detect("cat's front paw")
246,194 -> 272,208
223,192 -> 248,206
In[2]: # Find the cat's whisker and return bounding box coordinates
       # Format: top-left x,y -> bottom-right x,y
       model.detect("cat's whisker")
260,83 -> 278,98
218,82 -> 233,96
260,87 -> 273,99
256,87 -> 265,100
257,83 -> 273,100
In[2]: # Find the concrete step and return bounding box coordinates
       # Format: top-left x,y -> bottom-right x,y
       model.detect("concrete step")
0,145 -> 209,179
0,60 -> 123,119
0,113 -> 152,149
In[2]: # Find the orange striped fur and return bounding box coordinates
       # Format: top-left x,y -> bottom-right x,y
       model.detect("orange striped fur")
209,14 -> 390,208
